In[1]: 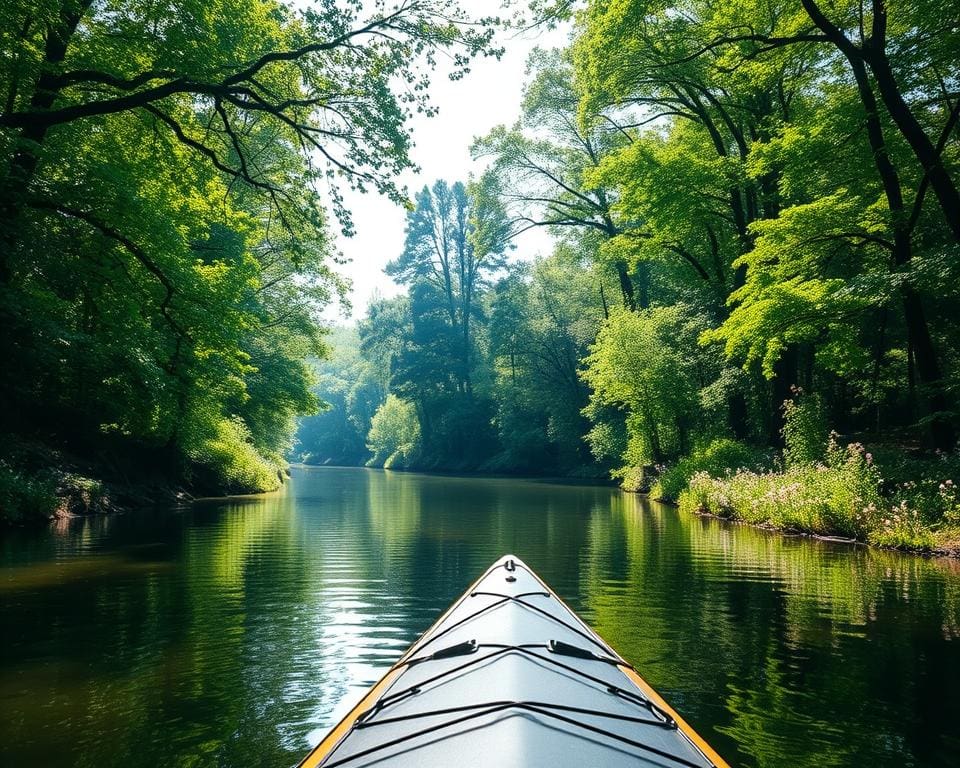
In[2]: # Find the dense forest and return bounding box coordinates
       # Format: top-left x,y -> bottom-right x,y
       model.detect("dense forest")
1,1 -> 958,550
297,1 -> 960,550
0,0 -> 500,519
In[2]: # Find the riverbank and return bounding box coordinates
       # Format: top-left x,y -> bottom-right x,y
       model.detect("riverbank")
297,452 -> 960,559
654,438 -> 960,558
0,437 -> 289,526
678,485 -> 960,559
0,442 -> 187,525
10,438 -> 959,562
686,506 -> 960,559
305,457 -> 610,481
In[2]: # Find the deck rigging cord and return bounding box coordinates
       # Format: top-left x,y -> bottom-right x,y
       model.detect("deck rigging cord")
314,563 -> 721,768
410,562 -> 618,659
366,641 -> 674,718
321,698 -> 713,768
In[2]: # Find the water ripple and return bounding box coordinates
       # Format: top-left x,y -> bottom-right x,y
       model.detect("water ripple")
1,466 -> 958,768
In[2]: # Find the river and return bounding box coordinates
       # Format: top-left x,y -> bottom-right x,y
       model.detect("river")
2,466 -> 959,767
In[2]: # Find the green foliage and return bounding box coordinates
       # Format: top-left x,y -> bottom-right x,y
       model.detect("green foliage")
368,180 -> 509,469
188,417 -> 282,494
702,192 -> 883,379
867,503 -> 938,550
0,1 -> 501,497
367,395 -> 421,469
10,0 -> 952,524
386,178 -> 509,400
474,49 -> 626,239
782,392 -> 828,468
651,439 -> 769,502
581,305 -> 719,470
295,327 -> 385,466
870,448 -> 960,493
488,247 -> 606,473
0,462 -> 57,523
571,0 -> 960,454
868,452 -> 960,549
678,435 -> 958,551
680,440 -> 885,539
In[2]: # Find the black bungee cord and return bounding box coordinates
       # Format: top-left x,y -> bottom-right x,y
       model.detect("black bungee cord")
315,561 -> 717,768
321,699 -> 712,768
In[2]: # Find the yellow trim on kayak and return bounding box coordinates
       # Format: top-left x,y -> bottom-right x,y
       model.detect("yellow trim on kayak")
297,666 -> 405,768
298,562 -> 500,768
619,665 -> 731,768
533,569 -> 731,768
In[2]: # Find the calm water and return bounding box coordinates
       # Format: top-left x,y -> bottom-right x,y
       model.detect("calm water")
2,466 -> 959,767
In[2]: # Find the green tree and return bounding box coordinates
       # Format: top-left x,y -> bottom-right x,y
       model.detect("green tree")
643,0 -> 960,448
574,0 -> 959,450
489,246 -> 607,472
0,0 -> 501,492
366,394 -> 421,469
474,48 -> 639,309
386,178 -> 509,396
581,305 -> 722,475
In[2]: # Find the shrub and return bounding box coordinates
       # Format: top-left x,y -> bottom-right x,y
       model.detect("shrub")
190,417 -> 281,493
581,305 -> 711,468
782,390 -> 827,468
679,440 -> 883,539
650,439 -> 768,501
870,447 -> 960,492
59,473 -> 107,514
617,465 -> 648,493
0,462 -> 58,523
677,428 -> 958,550
367,395 -> 421,468
865,501 -> 937,550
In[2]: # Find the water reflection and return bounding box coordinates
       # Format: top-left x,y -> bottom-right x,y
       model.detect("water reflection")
1,466 -> 958,767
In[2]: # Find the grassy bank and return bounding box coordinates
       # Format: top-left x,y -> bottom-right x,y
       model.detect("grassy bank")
652,436 -> 960,555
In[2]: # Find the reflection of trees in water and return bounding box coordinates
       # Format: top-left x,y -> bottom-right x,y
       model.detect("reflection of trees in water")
579,495 -> 960,767
5,470 -> 960,768
365,469 -> 422,551
1,491 -> 330,767
365,471 -> 610,587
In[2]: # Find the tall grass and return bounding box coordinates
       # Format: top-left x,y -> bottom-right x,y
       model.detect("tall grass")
678,437 -> 953,550
650,438 -> 769,501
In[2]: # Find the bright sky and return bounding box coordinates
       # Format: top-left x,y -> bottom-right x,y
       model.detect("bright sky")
326,13 -> 571,320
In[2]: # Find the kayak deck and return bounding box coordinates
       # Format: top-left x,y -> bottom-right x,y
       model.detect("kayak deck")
298,555 -> 728,768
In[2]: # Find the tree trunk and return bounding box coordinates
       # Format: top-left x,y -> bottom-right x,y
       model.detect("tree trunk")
634,260 -> 650,310
901,283 -> 955,450
870,308 -> 887,435
461,317 -> 472,398
863,7 -> 960,241
842,46 -> 955,449
614,260 -> 636,311
770,344 -> 798,446
728,391 -> 750,440
801,0 -> 960,242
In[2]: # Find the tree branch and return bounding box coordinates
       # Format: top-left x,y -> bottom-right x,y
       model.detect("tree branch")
27,198 -> 189,340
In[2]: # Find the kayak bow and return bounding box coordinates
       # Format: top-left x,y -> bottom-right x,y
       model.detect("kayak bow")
298,555 -> 729,768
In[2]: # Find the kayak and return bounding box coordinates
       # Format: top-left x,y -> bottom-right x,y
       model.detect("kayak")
297,555 -> 729,768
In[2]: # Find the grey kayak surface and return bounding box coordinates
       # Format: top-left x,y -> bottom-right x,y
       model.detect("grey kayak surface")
298,555 -> 727,768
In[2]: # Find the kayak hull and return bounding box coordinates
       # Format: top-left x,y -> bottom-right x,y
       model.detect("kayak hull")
298,555 -> 728,768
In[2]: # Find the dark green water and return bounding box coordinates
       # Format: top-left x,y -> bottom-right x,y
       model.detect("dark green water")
2,466 -> 959,767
